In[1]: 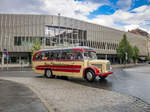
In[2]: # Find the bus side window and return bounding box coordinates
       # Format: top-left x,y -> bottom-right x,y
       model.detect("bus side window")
35,53 -> 42,60
57,50 -> 61,59
66,50 -> 73,60
45,52 -> 49,60
53,50 -> 60,60
74,51 -> 83,60
41,52 -> 47,60
49,51 -> 53,60
51,51 -> 56,60
61,50 -> 67,60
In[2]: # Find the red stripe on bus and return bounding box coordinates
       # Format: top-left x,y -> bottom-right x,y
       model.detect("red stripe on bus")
51,69 -> 80,73
37,65 -> 81,69
35,65 -> 81,73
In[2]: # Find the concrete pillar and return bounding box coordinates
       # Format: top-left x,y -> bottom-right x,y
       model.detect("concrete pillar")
1,53 -> 4,70
19,56 -> 21,64
113,57 -> 115,64
27,55 -> 30,65
105,54 -> 107,60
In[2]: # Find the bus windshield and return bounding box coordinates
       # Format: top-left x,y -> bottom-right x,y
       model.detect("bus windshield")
84,51 -> 97,60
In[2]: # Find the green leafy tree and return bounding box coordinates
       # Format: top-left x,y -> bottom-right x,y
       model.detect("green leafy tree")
31,40 -> 42,56
116,34 -> 133,64
132,46 -> 139,63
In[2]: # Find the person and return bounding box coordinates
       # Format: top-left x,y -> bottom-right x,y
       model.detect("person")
44,54 -> 47,60
20,61 -> 24,71
84,53 -> 89,59
77,53 -> 83,60
70,54 -> 73,60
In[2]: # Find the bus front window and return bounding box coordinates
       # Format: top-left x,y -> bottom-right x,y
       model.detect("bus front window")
84,51 -> 97,60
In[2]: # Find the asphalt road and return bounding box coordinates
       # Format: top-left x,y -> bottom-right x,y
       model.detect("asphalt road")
0,79 -> 48,112
0,64 -> 150,104
69,64 -> 150,104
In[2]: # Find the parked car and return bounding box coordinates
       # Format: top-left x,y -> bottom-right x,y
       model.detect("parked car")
147,61 -> 150,64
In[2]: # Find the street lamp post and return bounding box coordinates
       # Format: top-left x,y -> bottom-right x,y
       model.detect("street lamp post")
125,52 -> 128,67
3,36 -> 9,71
58,13 -> 61,45
105,42 -> 107,60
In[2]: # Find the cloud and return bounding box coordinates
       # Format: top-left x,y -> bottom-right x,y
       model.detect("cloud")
40,0 -> 103,19
0,0 -> 103,17
0,0 -> 104,21
124,24 -> 140,31
90,5 -> 150,33
116,0 -> 132,10
0,0 -> 149,34
0,0 -> 44,14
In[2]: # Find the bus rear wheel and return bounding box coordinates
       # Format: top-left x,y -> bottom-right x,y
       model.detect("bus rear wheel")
45,69 -> 55,78
85,69 -> 95,82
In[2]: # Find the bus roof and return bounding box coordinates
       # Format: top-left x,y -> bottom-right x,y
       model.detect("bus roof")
38,46 -> 94,52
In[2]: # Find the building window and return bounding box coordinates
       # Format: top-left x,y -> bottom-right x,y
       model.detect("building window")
14,36 -> 42,46
14,37 -> 21,46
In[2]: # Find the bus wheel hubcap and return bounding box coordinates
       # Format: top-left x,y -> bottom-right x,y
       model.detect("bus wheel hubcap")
87,72 -> 93,80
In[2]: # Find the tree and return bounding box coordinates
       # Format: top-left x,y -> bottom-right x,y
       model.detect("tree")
116,34 -> 133,64
132,46 -> 139,64
31,40 -> 42,56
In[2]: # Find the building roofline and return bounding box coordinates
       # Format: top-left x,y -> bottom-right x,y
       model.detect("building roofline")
0,13 -> 147,38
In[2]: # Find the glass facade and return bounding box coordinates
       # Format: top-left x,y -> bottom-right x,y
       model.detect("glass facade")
13,26 -> 87,47
45,26 -> 87,46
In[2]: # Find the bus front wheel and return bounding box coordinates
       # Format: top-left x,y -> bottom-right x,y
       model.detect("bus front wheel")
45,69 -> 55,78
85,69 -> 95,82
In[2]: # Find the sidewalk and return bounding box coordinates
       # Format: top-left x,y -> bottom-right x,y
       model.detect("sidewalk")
0,66 -> 32,71
0,79 -> 48,112
0,64 -> 32,71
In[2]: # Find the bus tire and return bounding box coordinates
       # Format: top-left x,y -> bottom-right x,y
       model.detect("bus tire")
45,69 -> 55,78
99,76 -> 107,80
85,69 -> 95,82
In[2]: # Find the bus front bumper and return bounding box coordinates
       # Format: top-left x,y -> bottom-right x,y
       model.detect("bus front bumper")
96,72 -> 113,76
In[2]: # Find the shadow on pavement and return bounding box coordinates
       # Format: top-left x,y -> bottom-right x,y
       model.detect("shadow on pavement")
67,77 -> 113,91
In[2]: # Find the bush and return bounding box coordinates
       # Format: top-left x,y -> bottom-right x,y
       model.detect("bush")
146,57 -> 150,61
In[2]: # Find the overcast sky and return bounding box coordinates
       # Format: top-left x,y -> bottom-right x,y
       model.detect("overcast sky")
0,0 -> 150,33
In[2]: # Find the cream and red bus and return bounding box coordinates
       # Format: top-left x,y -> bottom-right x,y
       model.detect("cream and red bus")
32,46 -> 113,82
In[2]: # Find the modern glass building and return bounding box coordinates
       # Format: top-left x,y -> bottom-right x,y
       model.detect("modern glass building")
0,14 -> 148,66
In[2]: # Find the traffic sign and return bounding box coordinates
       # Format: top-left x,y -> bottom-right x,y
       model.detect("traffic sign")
3,48 -> 7,52
3,49 -> 9,57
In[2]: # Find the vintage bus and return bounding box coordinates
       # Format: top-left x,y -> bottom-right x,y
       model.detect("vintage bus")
32,46 -> 113,82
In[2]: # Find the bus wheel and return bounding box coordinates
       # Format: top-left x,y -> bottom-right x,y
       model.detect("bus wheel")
99,76 -> 107,80
85,69 -> 95,82
45,69 -> 55,78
